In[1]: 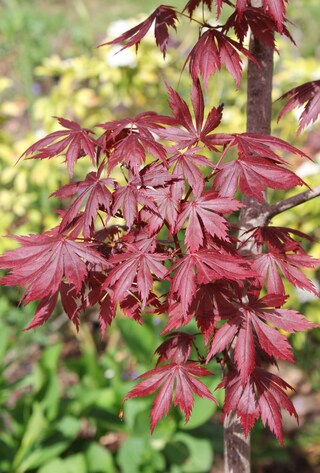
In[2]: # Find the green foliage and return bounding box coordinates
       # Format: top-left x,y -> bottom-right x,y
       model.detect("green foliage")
0,311 -> 223,473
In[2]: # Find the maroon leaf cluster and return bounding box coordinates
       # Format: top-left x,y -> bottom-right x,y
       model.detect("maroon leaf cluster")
101,0 -> 293,88
1,0 -> 319,445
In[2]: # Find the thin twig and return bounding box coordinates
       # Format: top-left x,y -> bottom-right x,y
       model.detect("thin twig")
177,11 -> 206,27
267,184 -> 320,220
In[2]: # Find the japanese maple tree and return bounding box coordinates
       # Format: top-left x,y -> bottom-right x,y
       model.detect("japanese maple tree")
1,0 -> 320,471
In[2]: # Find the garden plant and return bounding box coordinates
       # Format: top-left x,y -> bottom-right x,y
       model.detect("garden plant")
1,0 -> 320,471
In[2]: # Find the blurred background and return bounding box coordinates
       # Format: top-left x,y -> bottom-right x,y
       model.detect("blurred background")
0,0 -> 319,472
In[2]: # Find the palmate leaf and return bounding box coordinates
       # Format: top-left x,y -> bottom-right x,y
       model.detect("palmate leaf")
220,368 -> 297,444
98,112 -> 173,173
248,226 -> 315,253
21,117 -> 97,176
236,0 -> 288,32
141,180 -> 183,236
262,0 -> 288,31
168,148 -> 214,198
157,81 -> 223,149
207,294 -> 315,382
224,7 -> 293,48
252,251 -> 320,295
278,80 -> 320,134
112,165 -> 174,228
185,29 -> 255,88
25,281 -> 83,331
103,238 -> 167,307
175,191 -> 243,251
124,361 -> 217,432
155,332 -> 194,365
0,231 -> 110,330
214,157 -> 304,201
108,134 -> 166,174
0,229 -> 109,305
211,133 -> 306,201
99,5 -> 178,57
24,291 -> 60,331
169,248 -> 254,310
52,165 -> 114,238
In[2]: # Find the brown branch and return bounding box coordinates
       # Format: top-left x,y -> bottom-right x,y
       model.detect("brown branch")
267,183 -> 320,220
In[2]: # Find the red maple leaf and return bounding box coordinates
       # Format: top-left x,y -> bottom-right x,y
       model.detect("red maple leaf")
109,133 -> 167,174
104,239 -> 167,306
112,184 -> 155,230
60,282 -> 81,330
141,180 -> 183,236
169,248 -> 254,310
224,7 -> 293,48
163,282 -> 232,340
124,361 -> 217,431
278,80 -> 320,134
112,165 -> 175,228
207,294 -> 315,382
220,368 -> 297,444
168,147 -> 214,197
247,226 -> 315,254
194,283 -> 233,343
211,133 -> 306,201
236,0 -> 288,32
185,29 -> 255,88
52,165 -> 114,238
0,229 -> 109,304
157,81 -> 223,149
251,251 -> 320,295
175,191 -> 243,251
99,6 -> 178,57
262,0 -> 288,32
21,117 -> 97,176
97,112 -> 173,173
22,292 -> 60,331
155,332 -> 194,365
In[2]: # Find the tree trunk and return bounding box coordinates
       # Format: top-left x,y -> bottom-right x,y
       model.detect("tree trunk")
223,1 -> 274,472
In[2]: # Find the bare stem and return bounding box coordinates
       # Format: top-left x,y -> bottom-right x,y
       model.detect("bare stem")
267,184 -> 320,220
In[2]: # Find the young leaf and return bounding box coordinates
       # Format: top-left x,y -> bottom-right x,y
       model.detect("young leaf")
104,239 -> 167,306
124,362 -> 217,431
98,112 -> 172,173
168,148 -> 215,198
21,117 -> 97,176
155,332 -> 194,365
248,226 -> 315,254
52,166 -> 114,238
185,29 -> 255,88
175,191 -> 243,251
141,180 -> 183,236
236,0 -> 288,32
